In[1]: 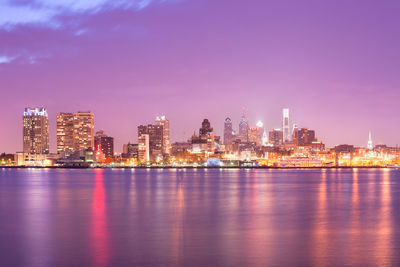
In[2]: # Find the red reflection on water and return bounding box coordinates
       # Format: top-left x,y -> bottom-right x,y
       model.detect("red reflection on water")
92,169 -> 109,267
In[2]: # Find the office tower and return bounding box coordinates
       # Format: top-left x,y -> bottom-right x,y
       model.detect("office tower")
123,143 -> 139,158
238,114 -> 249,142
256,120 -> 264,145
23,107 -> 49,154
155,116 -> 171,154
73,111 -> 95,152
295,128 -> 316,146
248,127 -> 259,145
367,131 -> 373,150
56,113 -> 74,155
224,117 -> 234,145
138,134 -> 150,162
262,131 -> 268,146
292,123 -> 299,138
282,108 -> 290,143
94,130 -> 114,158
269,129 -> 283,147
138,124 -> 163,161
200,119 -> 213,137
56,111 -> 95,154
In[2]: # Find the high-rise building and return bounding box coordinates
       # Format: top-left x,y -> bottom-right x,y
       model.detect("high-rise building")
223,117 -> 234,146
23,107 -> 49,154
292,123 -> 299,139
238,114 -> 249,142
269,129 -> 283,147
94,130 -> 114,158
256,120 -> 264,146
248,127 -> 259,145
73,111 -> 95,152
199,119 -> 213,137
367,131 -> 373,150
56,113 -> 75,155
262,131 -> 268,146
155,116 -> 171,154
282,108 -> 290,143
138,134 -> 150,162
56,111 -> 95,155
138,124 -> 163,161
294,128 -> 316,146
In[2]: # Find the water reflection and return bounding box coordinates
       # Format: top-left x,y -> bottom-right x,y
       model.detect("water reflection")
0,169 -> 399,266
92,169 -> 109,267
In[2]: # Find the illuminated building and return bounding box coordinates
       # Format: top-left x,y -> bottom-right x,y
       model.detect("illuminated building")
57,111 -> 94,155
199,119 -> 213,137
155,116 -> 171,154
122,143 -> 138,158
191,119 -> 216,154
238,114 -> 249,142
256,120 -> 264,145
138,124 -> 163,161
94,130 -> 114,158
23,107 -> 49,154
262,131 -> 268,146
282,108 -> 290,143
224,117 -> 234,146
56,113 -> 74,155
138,134 -> 150,162
248,127 -> 260,145
73,111 -> 95,152
367,131 -> 373,150
269,129 -> 283,146
292,123 -> 299,140
294,128 -> 316,146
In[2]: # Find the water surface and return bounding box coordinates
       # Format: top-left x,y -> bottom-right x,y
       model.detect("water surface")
0,168 -> 399,266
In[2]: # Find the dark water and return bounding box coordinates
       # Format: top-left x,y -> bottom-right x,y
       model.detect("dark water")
0,168 -> 399,266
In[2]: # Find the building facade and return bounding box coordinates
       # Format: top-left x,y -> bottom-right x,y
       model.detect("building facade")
94,130 -> 114,158
238,114 -> 249,142
223,117 -> 234,146
56,113 -> 75,155
138,124 -> 163,161
73,111 -> 95,152
56,111 -> 95,155
138,134 -> 150,162
282,108 -> 290,143
23,107 -> 49,154
155,116 -> 171,154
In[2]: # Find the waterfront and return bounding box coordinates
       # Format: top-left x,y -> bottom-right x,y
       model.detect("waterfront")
0,168 -> 399,266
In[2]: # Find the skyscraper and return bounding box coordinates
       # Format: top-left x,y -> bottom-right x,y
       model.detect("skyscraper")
138,124 -> 163,161
269,129 -> 283,147
94,130 -> 114,158
56,113 -> 74,155
23,107 -> 49,154
223,117 -> 233,146
294,128 -> 316,146
199,119 -> 213,137
73,111 -> 95,152
367,131 -> 373,150
238,114 -> 249,142
282,108 -> 290,143
256,120 -> 264,146
138,134 -> 150,162
155,116 -> 171,154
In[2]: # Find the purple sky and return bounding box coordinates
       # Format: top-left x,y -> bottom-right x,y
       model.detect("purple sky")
1,0 -> 400,153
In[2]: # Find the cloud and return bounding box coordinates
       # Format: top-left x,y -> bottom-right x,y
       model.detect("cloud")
0,55 -> 14,64
0,0 -> 174,29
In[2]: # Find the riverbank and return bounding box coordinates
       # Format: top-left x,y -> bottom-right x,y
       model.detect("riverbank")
0,165 -> 396,169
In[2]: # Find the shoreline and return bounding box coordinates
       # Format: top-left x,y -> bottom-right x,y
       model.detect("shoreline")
0,166 -> 396,170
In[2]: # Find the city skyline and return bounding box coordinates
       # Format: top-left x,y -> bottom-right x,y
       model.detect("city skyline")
1,0 -> 400,152
11,106 -> 391,155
